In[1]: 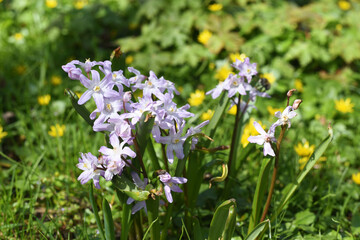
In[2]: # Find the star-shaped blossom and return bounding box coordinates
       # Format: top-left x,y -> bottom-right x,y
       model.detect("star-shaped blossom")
232,57 -> 257,82
248,121 -> 276,157
159,171 -> 187,203
158,124 -> 187,163
273,106 -> 297,129
206,81 -> 226,99
76,152 -> 104,189
223,74 -> 248,98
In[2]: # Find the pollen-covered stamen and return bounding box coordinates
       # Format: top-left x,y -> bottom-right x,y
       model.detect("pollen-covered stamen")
93,85 -> 101,92
106,103 -> 112,112
247,69 -> 251,73
232,80 -> 239,86
112,73 -> 117,80
265,136 -> 272,142
145,80 -> 153,87
172,138 -> 180,144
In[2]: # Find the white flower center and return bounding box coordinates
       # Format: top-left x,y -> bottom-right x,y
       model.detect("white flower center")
172,138 -> 180,144
93,86 -> 101,92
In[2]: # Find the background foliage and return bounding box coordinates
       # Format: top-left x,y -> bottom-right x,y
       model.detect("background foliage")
0,0 -> 359,239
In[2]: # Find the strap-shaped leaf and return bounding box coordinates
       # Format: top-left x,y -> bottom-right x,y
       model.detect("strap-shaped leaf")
245,220 -> 270,240
223,204 -> 237,240
89,185 -> 105,240
103,198 -> 115,240
65,89 -> 94,126
208,199 -> 236,240
135,112 -> 155,157
248,158 -> 272,234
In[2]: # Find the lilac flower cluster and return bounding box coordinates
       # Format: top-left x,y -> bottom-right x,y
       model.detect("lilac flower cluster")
206,57 -> 269,104
63,59 -> 207,208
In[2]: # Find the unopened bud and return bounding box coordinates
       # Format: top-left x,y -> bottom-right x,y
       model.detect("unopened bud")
123,91 -> 132,102
287,89 -> 297,98
292,99 -> 302,110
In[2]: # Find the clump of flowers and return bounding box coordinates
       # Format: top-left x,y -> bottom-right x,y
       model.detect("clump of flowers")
198,30 -> 212,45
335,98 -> 354,113
188,89 -> 205,107
352,172 -> 360,185
38,94 -> 51,106
62,58 -> 208,208
48,124 -> 65,137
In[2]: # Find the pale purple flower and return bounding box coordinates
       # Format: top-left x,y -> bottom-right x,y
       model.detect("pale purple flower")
133,71 -> 166,98
232,57 -> 257,83
186,120 -> 209,150
62,61 -> 83,80
206,81 -> 226,99
223,74 -> 248,98
128,67 -> 146,86
248,121 -> 276,157
90,97 -> 123,125
158,124 -> 187,163
77,70 -> 119,111
76,152 -> 104,189
273,106 -> 297,129
127,172 -> 148,214
99,134 -> 136,164
159,172 -> 187,203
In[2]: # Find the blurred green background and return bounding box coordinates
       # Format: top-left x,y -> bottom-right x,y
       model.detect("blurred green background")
1,0 -> 360,238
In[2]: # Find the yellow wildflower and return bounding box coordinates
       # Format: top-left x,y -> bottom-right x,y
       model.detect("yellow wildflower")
338,0 -> 351,10
45,0 -> 57,8
0,125 -> 8,143
267,106 -> 284,116
229,53 -> 247,63
294,141 -> 315,157
208,3 -> 223,11
260,73 -> 276,84
201,109 -> 214,121
14,33 -> 23,41
188,90 -> 205,107
48,124 -> 66,137
336,24 -> 343,31
228,105 -> 237,115
125,55 -> 134,65
352,172 -> 360,185
215,64 -> 233,81
240,118 -> 266,147
15,65 -> 26,75
198,30 -> 212,45
335,98 -> 354,113
74,0 -> 88,9
209,63 -> 215,70
294,79 -> 303,92
51,75 -> 62,86
38,94 -> 51,106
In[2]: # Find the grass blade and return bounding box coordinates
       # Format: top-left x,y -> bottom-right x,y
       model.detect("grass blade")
89,185 -> 105,240
103,198 -> 115,240
208,198 -> 236,240
65,89 -> 94,126
245,220 -> 269,240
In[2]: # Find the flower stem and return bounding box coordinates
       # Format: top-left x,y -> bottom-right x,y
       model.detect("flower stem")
260,126 -> 286,222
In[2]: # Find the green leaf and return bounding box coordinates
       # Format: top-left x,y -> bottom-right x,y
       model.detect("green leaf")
146,197 -> 160,240
205,92 -> 229,145
294,210 -> 316,226
112,175 -> 150,201
223,205 -> 237,240
115,190 -> 132,240
135,112 -> 155,158
103,198 -> 115,240
245,220 -> 269,240
208,199 -> 236,240
192,217 -> 204,240
89,185 -> 105,240
65,89 -> 94,126
248,158 -> 272,234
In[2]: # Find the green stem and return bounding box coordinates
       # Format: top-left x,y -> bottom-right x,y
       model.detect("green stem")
147,197 -> 160,240
161,144 -> 169,172
160,204 -> 174,240
147,140 -> 161,170
260,126 -> 286,222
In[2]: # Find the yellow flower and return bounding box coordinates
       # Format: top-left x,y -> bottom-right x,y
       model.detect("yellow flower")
38,94 -> 51,106
48,124 -> 66,137
335,98 -> 354,113
338,0 -> 351,10
267,106 -> 284,116
14,33 -> 23,41
15,65 -> 26,75
51,75 -> 62,86
208,3 -> 223,11
352,172 -> 360,185
229,53 -> 247,63
299,156 -> 326,170
125,55 -> 134,65
0,125 -> 8,143
228,105 -> 237,115
215,64 -> 233,81
45,0 -> 57,8
260,73 -> 276,84
201,109 -> 214,121
240,118 -> 266,147
74,0 -> 88,9
198,30 -> 212,45
294,141 -> 315,157
294,79 -> 303,92
188,90 -> 205,107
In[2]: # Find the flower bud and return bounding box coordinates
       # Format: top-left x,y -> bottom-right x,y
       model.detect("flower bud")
123,91 -> 132,103
287,89 -> 297,98
292,99 -> 302,110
